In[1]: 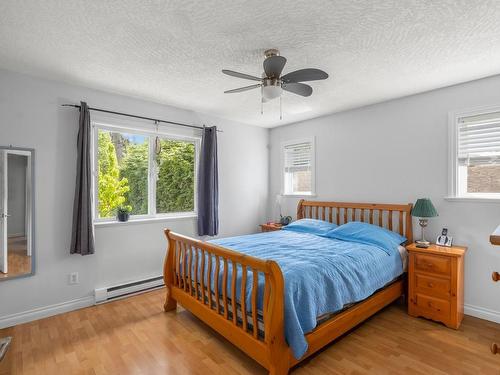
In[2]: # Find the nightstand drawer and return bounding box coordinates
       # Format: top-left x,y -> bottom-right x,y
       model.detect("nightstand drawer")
415,254 -> 451,276
415,293 -> 450,319
415,273 -> 451,298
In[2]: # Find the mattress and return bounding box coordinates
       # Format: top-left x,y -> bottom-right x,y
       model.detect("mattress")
207,229 -> 405,358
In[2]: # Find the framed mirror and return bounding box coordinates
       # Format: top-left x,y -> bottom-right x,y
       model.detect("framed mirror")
0,146 -> 35,281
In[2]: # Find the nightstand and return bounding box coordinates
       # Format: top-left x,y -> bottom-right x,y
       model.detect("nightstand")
407,242 -> 467,329
260,223 -> 283,232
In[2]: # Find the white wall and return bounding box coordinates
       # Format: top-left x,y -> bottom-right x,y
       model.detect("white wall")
269,75 -> 500,322
7,154 -> 27,236
3,65 -> 499,326
0,69 -> 269,323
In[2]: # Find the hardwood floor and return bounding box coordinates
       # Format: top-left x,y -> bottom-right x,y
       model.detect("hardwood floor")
0,237 -> 31,279
1,289 -> 499,374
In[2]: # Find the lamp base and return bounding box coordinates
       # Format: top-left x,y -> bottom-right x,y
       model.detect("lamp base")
415,240 -> 430,248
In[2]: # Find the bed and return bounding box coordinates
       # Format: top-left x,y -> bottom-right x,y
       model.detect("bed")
163,200 -> 413,374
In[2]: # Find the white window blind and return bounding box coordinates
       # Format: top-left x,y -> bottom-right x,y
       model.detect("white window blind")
458,111 -> 500,166
282,139 -> 314,195
284,141 -> 312,173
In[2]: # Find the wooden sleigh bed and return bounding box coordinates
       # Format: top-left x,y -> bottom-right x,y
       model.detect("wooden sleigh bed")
163,200 -> 413,374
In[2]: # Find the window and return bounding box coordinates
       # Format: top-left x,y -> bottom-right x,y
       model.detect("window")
155,138 -> 195,214
282,138 -> 315,196
449,107 -> 500,199
93,124 -> 198,221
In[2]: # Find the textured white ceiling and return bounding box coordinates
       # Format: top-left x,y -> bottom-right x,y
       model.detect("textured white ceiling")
1,1 -> 500,127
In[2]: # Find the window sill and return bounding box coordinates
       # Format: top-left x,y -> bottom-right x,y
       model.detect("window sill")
94,213 -> 197,227
281,194 -> 317,198
444,196 -> 500,203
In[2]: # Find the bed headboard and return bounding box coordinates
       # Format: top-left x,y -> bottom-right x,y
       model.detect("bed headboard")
297,200 -> 413,242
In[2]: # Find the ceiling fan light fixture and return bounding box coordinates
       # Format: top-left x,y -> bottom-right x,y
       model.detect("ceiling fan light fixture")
262,78 -> 282,100
262,85 -> 282,100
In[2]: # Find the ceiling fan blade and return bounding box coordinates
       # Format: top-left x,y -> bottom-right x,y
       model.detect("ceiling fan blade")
281,68 -> 328,83
263,56 -> 287,78
224,84 -> 261,94
222,69 -> 262,82
282,82 -> 313,97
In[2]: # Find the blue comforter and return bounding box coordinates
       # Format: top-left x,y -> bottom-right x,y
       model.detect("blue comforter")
210,230 -> 403,359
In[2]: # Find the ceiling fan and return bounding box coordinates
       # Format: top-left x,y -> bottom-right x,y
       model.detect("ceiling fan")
222,49 -> 329,109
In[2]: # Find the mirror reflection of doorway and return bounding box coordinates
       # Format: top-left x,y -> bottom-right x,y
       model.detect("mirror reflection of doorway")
0,150 -> 32,279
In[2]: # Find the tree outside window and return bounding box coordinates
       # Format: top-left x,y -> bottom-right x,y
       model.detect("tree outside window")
96,128 -> 196,219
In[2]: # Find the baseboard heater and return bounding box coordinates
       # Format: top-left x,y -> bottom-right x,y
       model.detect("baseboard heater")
94,276 -> 164,304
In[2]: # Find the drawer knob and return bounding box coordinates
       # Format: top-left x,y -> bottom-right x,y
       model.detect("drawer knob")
492,343 -> 499,355
493,272 -> 500,282
425,263 -> 434,268
427,301 -> 440,311
427,282 -> 434,288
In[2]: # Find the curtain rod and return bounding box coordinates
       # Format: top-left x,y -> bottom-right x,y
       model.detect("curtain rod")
61,104 -> 222,132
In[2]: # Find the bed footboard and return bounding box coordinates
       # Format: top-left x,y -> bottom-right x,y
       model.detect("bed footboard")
163,229 -> 289,374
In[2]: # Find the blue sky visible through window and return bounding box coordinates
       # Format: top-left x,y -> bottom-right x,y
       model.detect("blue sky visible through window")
124,133 -> 146,144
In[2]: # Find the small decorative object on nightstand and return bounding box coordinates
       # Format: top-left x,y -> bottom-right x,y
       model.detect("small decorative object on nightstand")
411,198 -> 438,248
279,215 -> 292,225
407,242 -> 466,329
260,223 -> 283,232
436,228 -> 453,247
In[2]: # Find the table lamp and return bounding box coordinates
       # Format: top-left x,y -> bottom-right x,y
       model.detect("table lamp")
275,194 -> 282,220
411,198 -> 438,248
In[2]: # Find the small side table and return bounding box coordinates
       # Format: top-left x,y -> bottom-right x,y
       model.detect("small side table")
260,223 -> 283,232
489,225 -> 500,356
407,243 -> 466,329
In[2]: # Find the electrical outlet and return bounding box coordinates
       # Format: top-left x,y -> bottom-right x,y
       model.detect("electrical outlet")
69,272 -> 79,285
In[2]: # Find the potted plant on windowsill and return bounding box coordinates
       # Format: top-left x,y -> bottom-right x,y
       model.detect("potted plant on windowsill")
117,205 -> 132,222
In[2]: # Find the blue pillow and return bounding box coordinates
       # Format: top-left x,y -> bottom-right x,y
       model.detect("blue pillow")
282,218 -> 337,236
324,221 -> 406,255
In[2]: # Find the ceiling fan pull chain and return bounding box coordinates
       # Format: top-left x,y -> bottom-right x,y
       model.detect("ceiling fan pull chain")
280,96 -> 283,120
261,97 -> 264,115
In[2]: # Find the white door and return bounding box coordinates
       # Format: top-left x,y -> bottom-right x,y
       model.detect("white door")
0,150 -> 7,273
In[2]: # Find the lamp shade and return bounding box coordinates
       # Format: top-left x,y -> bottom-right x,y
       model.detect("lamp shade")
411,198 -> 438,218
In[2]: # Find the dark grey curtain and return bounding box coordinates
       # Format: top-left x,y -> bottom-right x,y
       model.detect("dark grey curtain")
197,126 -> 219,236
70,101 -> 95,255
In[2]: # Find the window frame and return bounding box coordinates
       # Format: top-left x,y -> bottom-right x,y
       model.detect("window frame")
91,121 -> 200,223
280,137 -> 316,197
448,105 -> 500,202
